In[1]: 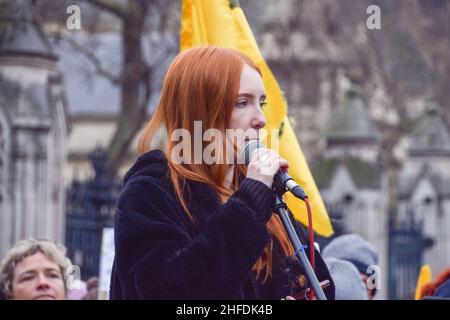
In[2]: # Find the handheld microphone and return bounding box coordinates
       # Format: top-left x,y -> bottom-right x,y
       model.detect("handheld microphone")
242,140 -> 307,200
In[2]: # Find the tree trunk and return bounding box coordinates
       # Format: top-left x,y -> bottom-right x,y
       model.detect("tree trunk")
106,0 -> 149,177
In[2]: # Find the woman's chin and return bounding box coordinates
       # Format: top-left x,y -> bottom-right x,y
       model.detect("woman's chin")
34,295 -> 56,300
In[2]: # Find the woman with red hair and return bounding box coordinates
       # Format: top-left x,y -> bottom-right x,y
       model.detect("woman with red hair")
110,46 -> 334,299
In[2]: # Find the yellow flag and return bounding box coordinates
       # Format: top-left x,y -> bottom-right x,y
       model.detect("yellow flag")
180,0 -> 333,236
414,264 -> 432,300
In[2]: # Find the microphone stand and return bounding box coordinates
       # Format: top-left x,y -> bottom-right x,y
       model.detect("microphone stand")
273,189 -> 327,300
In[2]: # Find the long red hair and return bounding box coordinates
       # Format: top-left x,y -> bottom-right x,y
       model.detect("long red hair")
139,46 -> 295,281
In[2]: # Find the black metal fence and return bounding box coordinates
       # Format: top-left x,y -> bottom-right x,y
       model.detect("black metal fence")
65,148 -> 121,280
388,220 -> 425,300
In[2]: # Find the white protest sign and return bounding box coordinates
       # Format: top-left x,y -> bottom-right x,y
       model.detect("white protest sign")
98,227 -> 115,300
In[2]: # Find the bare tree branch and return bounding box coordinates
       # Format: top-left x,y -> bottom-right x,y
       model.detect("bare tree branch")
105,0 -> 149,175
64,37 -> 122,85
86,0 -> 127,19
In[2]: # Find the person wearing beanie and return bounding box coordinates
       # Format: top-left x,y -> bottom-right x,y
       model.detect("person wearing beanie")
322,234 -> 379,299
324,258 -> 367,300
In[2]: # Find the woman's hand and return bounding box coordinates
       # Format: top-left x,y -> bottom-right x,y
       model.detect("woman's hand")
246,148 -> 289,188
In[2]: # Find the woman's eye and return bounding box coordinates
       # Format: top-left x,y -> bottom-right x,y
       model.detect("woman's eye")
21,275 -> 34,282
260,101 -> 267,108
235,99 -> 248,108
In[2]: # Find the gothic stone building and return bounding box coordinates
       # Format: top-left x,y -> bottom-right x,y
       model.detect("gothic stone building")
0,4 -> 69,258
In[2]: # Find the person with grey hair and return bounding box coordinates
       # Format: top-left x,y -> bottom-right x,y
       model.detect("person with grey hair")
322,233 -> 379,299
0,239 -> 73,300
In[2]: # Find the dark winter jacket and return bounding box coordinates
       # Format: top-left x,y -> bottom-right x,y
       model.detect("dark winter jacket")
110,150 -> 334,300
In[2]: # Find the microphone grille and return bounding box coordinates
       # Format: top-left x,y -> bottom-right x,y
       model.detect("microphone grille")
242,140 -> 265,164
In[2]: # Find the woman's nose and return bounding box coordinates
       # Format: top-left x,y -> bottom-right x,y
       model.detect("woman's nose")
251,109 -> 266,130
36,274 -> 51,289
